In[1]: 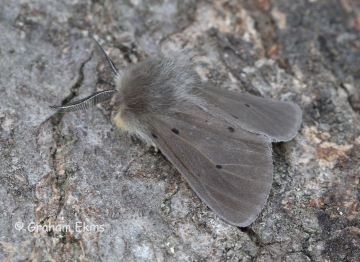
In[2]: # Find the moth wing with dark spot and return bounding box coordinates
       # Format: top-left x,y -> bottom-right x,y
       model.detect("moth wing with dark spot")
199,86 -> 302,142
147,105 -> 273,227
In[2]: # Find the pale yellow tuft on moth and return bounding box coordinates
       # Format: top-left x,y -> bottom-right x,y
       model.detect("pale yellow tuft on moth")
113,113 -> 127,131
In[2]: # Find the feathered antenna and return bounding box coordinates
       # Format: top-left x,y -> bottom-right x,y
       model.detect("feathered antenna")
49,90 -> 117,112
49,35 -> 119,113
91,34 -> 120,77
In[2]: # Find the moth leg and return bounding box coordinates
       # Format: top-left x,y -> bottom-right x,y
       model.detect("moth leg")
151,142 -> 158,153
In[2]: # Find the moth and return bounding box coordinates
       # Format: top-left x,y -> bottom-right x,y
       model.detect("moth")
50,36 -> 302,227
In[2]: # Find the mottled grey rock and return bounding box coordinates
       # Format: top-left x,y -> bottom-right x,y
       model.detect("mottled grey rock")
0,0 -> 359,261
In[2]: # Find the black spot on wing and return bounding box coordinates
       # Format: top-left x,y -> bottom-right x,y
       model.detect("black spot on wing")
228,127 -> 235,133
216,165 -> 222,169
171,128 -> 179,135
245,104 -> 250,107
232,115 -> 239,119
152,133 -> 158,139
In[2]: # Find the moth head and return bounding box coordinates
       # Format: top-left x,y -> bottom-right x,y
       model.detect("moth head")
49,35 -> 153,143
50,36 -> 199,144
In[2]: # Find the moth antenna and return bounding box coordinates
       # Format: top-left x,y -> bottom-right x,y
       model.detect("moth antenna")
90,34 -> 120,77
49,89 -> 117,113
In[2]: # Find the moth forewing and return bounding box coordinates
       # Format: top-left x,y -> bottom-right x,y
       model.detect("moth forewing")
146,105 -> 274,227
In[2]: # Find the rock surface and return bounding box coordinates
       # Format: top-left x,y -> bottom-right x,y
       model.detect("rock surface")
0,0 -> 359,261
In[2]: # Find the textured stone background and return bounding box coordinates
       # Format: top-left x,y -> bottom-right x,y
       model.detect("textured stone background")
0,0 -> 359,261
